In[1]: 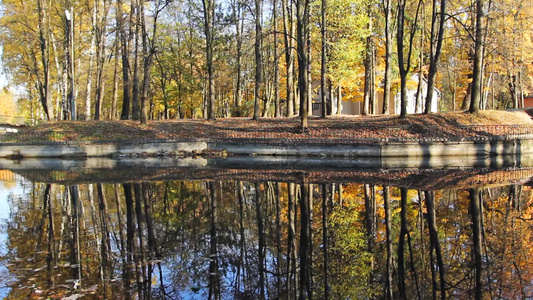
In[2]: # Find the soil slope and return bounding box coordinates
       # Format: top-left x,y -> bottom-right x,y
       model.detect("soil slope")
7,110 -> 533,143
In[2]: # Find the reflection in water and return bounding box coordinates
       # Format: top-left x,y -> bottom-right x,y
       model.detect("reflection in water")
1,174 -> 533,299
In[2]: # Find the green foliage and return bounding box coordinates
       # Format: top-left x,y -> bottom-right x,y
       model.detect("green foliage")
329,201 -> 375,298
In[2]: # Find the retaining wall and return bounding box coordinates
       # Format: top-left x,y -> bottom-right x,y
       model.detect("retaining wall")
0,138 -> 532,159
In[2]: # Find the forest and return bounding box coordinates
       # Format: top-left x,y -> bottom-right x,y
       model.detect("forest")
0,0 -> 532,127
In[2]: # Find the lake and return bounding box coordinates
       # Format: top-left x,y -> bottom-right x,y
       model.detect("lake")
0,157 -> 532,299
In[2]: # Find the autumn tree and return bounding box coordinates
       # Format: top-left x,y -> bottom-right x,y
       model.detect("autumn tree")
253,0 -> 263,120
202,0 -> 216,120
423,0 -> 446,114
469,0 -> 486,113
296,0 -> 310,129
397,0 -> 422,118
381,0 -> 393,115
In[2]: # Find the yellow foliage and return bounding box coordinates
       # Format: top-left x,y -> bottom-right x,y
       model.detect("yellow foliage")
0,89 -> 17,124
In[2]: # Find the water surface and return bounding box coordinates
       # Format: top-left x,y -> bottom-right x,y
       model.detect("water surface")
0,158 -> 532,299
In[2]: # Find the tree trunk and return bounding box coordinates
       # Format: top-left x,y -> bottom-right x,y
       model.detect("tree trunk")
233,0 -> 243,116
131,0 -> 140,121
299,183 -> 312,299
322,184 -> 330,299
424,0 -> 446,114
363,9 -> 373,116
94,0 -> 109,120
424,191 -> 446,300
320,0 -> 327,118
253,0 -> 263,120
469,188 -> 483,299
140,0 -> 164,124
397,0 -> 422,118
398,187 -> 408,299
123,183 -> 135,262
255,182 -> 265,299
203,0 -> 216,120
111,34 -> 119,119
276,183 -> 282,297
364,185 -> 376,284
118,0 -> 132,120
273,0 -> 281,117
283,0 -> 295,117
209,182 -> 221,299
65,6 -> 75,120
383,186 -> 394,299
336,85 -> 342,115
382,0 -> 392,115
296,0 -> 310,130
37,0 -> 52,121
287,182 -> 298,298
469,0 -> 485,114
86,2 -> 96,120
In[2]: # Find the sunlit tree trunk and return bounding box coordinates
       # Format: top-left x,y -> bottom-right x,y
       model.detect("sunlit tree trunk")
232,0 -> 244,116
86,2 -> 96,120
362,9 -> 373,116
283,0 -> 296,117
382,0 -> 392,115
397,0 -> 422,118
111,36 -> 119,119
131,0 -> 140,121
336,85 -> 342,115
424,0 -> 446,114
140,0 -> 166,124
65,4 -> 75,120
94,0 -> 109,120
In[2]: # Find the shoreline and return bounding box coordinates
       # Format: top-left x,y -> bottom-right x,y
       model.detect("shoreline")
0,136 -> 530,159
2,110 -> 533,159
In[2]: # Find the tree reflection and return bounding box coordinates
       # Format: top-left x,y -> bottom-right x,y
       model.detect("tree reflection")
469,188 -> 483,300
2,179 -> 533,298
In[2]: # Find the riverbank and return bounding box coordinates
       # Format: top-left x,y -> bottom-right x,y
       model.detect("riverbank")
2,110 -> 533,159
7,110 -> 533,141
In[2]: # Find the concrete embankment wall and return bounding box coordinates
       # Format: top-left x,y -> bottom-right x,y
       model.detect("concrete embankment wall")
0,138 -> 532,159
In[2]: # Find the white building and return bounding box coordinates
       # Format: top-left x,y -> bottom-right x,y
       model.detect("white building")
337,73 -> 440,115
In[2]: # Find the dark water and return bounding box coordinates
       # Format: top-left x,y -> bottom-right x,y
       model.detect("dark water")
0,160 -> 533,299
